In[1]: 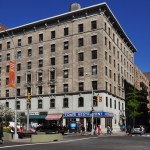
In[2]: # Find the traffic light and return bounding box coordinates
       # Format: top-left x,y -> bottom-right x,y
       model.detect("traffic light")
27,92 -> 31,103
96,96 -> 102,102
93,96 -> 97,106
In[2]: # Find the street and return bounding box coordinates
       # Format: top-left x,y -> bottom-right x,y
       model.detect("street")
0,135 -> 150,150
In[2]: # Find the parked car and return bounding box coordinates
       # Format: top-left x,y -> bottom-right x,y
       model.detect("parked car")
131,125 -> 145,135
36,124 -> 66,135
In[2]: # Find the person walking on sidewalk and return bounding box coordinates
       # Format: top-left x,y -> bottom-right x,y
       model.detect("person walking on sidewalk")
0,124 -> 4,144
97,124 -> 101,136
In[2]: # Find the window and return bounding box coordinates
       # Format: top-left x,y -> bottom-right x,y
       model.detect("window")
38,86 -> 43,95
78,97 -> 84,107
51,44 -> 55,52
6,102 -> 9,108
28,49 -> 32,57
64,70 -> 68,78
105,66 -> 108,76
64,55 -> 69,64
50,70 -> 55,80
18,39 -> 21,46
38,99 -> 43,109
105,82 -> 108,91
64,41 -> 69,50
50,99 -> 55,108
64,27 -> 69,36
50,85 -> 55,93
92,65 -> 97,75
39,47 -> 43,55
0,67 -> 1,74
105,37 -> 107,46
78,24 -> 83,32
92,81 -> 97,90
109,41 -> 111,50
0,55 -> 1,62
7,42 -> 10,49
109,70 -> 112,78
91,20 -> 97,30
28,36 -> 32,44
78,67 -> 84,76
6,65 -> 9,73
6,78 -> 8,85
92,50 -> 97,59
27,74 -> 31,83
104,22 -> 107,31
38,72 -> 43,82
114,100 -> 116,109
7,53 -> 10,61
79,82 -> 84,91
63,98 -> 68,108
17,51 -> 21,59
108,27 -> 110,35
6,90 -> 9,97
51,57 -> 55,65
39,60 -> 43,67
106,97 -> 108,107
64,84 -> 68,92
17,76 -> 21,84
17,64 -> 21,71
78,52 -> 84,61
17,89 -> 20,96
0,44 -> 2,50
27,61 -> 32,69
118,101 -> 120,110
78,38 -> 84,47
16,101 -> 20,110
91,35 -> 97,44
109,55 -> 111,64
51,31 -> 55,39
105,51 -> 107,60
39,34 -> 43,42
114,73 -> 116,81
110,98 -> 112,108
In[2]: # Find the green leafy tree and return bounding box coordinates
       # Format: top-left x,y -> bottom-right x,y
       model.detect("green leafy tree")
0,103 -> 14,125
126,88 -> 144,126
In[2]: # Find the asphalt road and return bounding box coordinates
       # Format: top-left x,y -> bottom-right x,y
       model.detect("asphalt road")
0,135 -> 150,150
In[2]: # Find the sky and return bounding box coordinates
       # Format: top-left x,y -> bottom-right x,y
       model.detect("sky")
0,0 -> 149,73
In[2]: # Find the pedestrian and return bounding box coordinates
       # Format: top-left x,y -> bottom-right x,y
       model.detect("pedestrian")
97,124 -> 101,136
18,127 -> 24,139
126,125 -> 132,136
0,124 -> 4,144
81,125 -> 85,135
107,126 -> 111,135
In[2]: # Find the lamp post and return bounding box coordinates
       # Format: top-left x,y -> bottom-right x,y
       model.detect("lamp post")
86,73 -> 94,135
91,87 -> 94,135
4,30 -> 18,140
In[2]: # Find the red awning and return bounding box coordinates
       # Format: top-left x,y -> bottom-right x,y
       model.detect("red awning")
45,114 -> 62,120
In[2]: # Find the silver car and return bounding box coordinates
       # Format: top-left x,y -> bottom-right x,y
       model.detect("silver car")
131,125 -> 145,135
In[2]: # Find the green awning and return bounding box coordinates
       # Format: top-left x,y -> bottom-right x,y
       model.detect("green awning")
24,115 -> 46,119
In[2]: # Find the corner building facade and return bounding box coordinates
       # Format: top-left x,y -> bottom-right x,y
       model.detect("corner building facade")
0,3 -> 136,132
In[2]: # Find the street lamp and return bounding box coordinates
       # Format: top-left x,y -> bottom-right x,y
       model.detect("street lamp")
4,30 -> 18,140
86,73 -> 94,135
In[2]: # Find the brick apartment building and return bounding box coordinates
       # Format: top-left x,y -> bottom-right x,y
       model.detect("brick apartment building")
0,3 -> 147,131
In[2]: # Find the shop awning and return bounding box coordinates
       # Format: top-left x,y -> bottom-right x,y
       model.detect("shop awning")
45,114 -> 62,120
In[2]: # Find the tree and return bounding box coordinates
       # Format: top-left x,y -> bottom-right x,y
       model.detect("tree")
126,88 -> 144,126
0,103 -> 14,125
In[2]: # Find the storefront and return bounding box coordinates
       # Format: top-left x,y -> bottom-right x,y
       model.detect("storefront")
63,111 -> 113,131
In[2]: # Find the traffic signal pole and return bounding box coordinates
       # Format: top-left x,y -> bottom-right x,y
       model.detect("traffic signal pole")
91,88 -> 94,135
27,93 -> 31,131
27,103 -> 29,131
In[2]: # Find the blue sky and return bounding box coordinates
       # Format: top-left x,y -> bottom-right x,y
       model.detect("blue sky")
0,0 -> 149,72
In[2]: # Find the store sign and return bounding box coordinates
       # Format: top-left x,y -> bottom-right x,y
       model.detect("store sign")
25,112 -> 39,115
64,112 -> 113,118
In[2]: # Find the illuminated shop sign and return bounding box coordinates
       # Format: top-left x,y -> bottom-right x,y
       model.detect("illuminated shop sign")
64,112 -> 113,118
